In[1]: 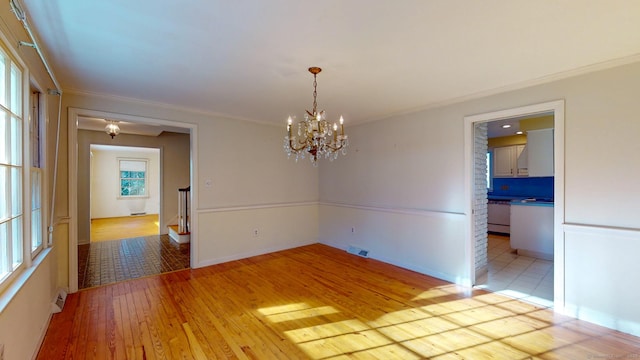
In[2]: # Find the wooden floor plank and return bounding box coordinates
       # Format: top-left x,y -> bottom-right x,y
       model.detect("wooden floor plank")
37,244 -> 640,359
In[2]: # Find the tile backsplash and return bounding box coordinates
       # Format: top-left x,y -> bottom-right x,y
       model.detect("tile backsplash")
490,177 -> 554,198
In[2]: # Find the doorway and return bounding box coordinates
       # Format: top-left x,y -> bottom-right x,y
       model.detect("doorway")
89,145 -> 160,242
77,145 -> 187,289
464,100 -> 565,309
68,108 -> 198,293
479,115 -> 554,307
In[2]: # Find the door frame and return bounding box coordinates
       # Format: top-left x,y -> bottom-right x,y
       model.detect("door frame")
464,100 -> 565,309
68,107 -> 198,293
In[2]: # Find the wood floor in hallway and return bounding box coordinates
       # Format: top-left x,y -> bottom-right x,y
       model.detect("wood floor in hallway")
91,214 -> 159,242
38,244 -> 640,359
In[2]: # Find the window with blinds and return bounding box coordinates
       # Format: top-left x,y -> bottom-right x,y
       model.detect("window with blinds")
119,159 -> 148,197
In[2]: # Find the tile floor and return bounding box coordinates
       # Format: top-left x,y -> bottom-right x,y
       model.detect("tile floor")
78,234 -> 190,289
475,233 -> 554,308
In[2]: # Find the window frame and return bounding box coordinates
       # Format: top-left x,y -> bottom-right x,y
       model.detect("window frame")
0,42 -> 29,290
118,158 -> 149,198
30,90 -> 44,257
486,149 -> 493,192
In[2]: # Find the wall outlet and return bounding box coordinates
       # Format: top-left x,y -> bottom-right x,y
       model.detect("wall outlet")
252,229 -> 259,237
351,227 -> 355,233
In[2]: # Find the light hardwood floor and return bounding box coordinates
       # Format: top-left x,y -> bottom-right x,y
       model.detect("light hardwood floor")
38,244 -> 640,359
91,214 -> 159,242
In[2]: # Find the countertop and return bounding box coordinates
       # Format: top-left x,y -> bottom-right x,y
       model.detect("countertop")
510,199 -> 554,207
488,195 -> 554,207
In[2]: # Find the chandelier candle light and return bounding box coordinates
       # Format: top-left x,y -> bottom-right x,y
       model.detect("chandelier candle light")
284,67 -> 348,165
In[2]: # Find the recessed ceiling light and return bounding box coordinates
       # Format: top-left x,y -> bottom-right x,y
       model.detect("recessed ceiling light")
501,124 -> 512,129
516,131 -> 523,135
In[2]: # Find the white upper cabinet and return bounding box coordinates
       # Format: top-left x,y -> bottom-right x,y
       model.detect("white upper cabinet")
493,145 -> 528,177
515,144 -> 528,176
493,146 -> 515,177
527,128 -> 554,177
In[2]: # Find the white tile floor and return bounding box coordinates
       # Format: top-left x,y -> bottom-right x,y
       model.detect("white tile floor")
475,234 -> 554,308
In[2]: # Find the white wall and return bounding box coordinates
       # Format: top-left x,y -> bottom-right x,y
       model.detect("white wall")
318,108 -> 469,284
319,60 -> 640,336
90,146 -> 160,218
193,115 -> 319,266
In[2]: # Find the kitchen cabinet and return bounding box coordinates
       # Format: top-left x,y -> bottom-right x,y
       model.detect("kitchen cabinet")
488,202 -> 510,233
510,202 -> 554,260
527,128 -> 554,177
493,145 -> 527,177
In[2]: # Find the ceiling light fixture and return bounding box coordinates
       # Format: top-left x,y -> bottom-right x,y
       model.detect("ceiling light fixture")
105,120 -> 120,139
284,67 -> 348,166
501,124 -> 512,129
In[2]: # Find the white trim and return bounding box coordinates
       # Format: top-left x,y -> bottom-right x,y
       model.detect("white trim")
321,240 -> 461,284
198,201 -> 318,213
67,107 -> 198,292
196,201 -> 465,220
464,100 -> 566,310
563,223 -> 640,238
22,56 -> 32,269
320,201 -> 465,219
195,240 -> 316,269
117,157 -> 149,198
68,108 -> 78,292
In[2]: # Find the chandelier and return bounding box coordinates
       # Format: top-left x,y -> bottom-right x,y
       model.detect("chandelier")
284,67 -> 348,165
105,120 -> 120,139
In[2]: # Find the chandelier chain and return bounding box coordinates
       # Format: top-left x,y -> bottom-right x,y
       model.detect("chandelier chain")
312,74 -> 318,116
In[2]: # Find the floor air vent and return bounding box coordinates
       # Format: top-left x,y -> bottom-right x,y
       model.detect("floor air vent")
347,246 -> 369,258
52,289 -> 68,313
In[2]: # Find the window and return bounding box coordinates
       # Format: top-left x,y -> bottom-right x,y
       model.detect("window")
486,150 -> 493,191
119,159 -> 148,197
0,47 -> 25,285
30,91 -> 43,255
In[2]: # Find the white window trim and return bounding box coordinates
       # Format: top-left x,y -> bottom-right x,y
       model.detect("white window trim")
0,28 -> 35,294
117,158 -> 149,199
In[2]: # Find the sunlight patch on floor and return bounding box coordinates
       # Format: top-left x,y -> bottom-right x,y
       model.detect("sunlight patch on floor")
259,304 -> 339,323
285,319 -> 370,343
411,284 -> 474,302
258,287 -> 572,359
257,302 -> 314,316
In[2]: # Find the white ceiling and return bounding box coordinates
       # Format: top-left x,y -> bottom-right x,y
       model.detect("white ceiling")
19,1 -> 640,130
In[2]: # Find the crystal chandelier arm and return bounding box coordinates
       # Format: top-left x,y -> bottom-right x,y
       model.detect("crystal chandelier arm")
324,143 -> 345,152
288,137 -> 308,152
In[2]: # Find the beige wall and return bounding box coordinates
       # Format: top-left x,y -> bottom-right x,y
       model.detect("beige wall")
77,130 -> 190,244
319,60 -> 640,336
0,4 -> 62,360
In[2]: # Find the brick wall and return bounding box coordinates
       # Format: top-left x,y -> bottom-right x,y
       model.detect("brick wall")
474,123 -> 488,275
